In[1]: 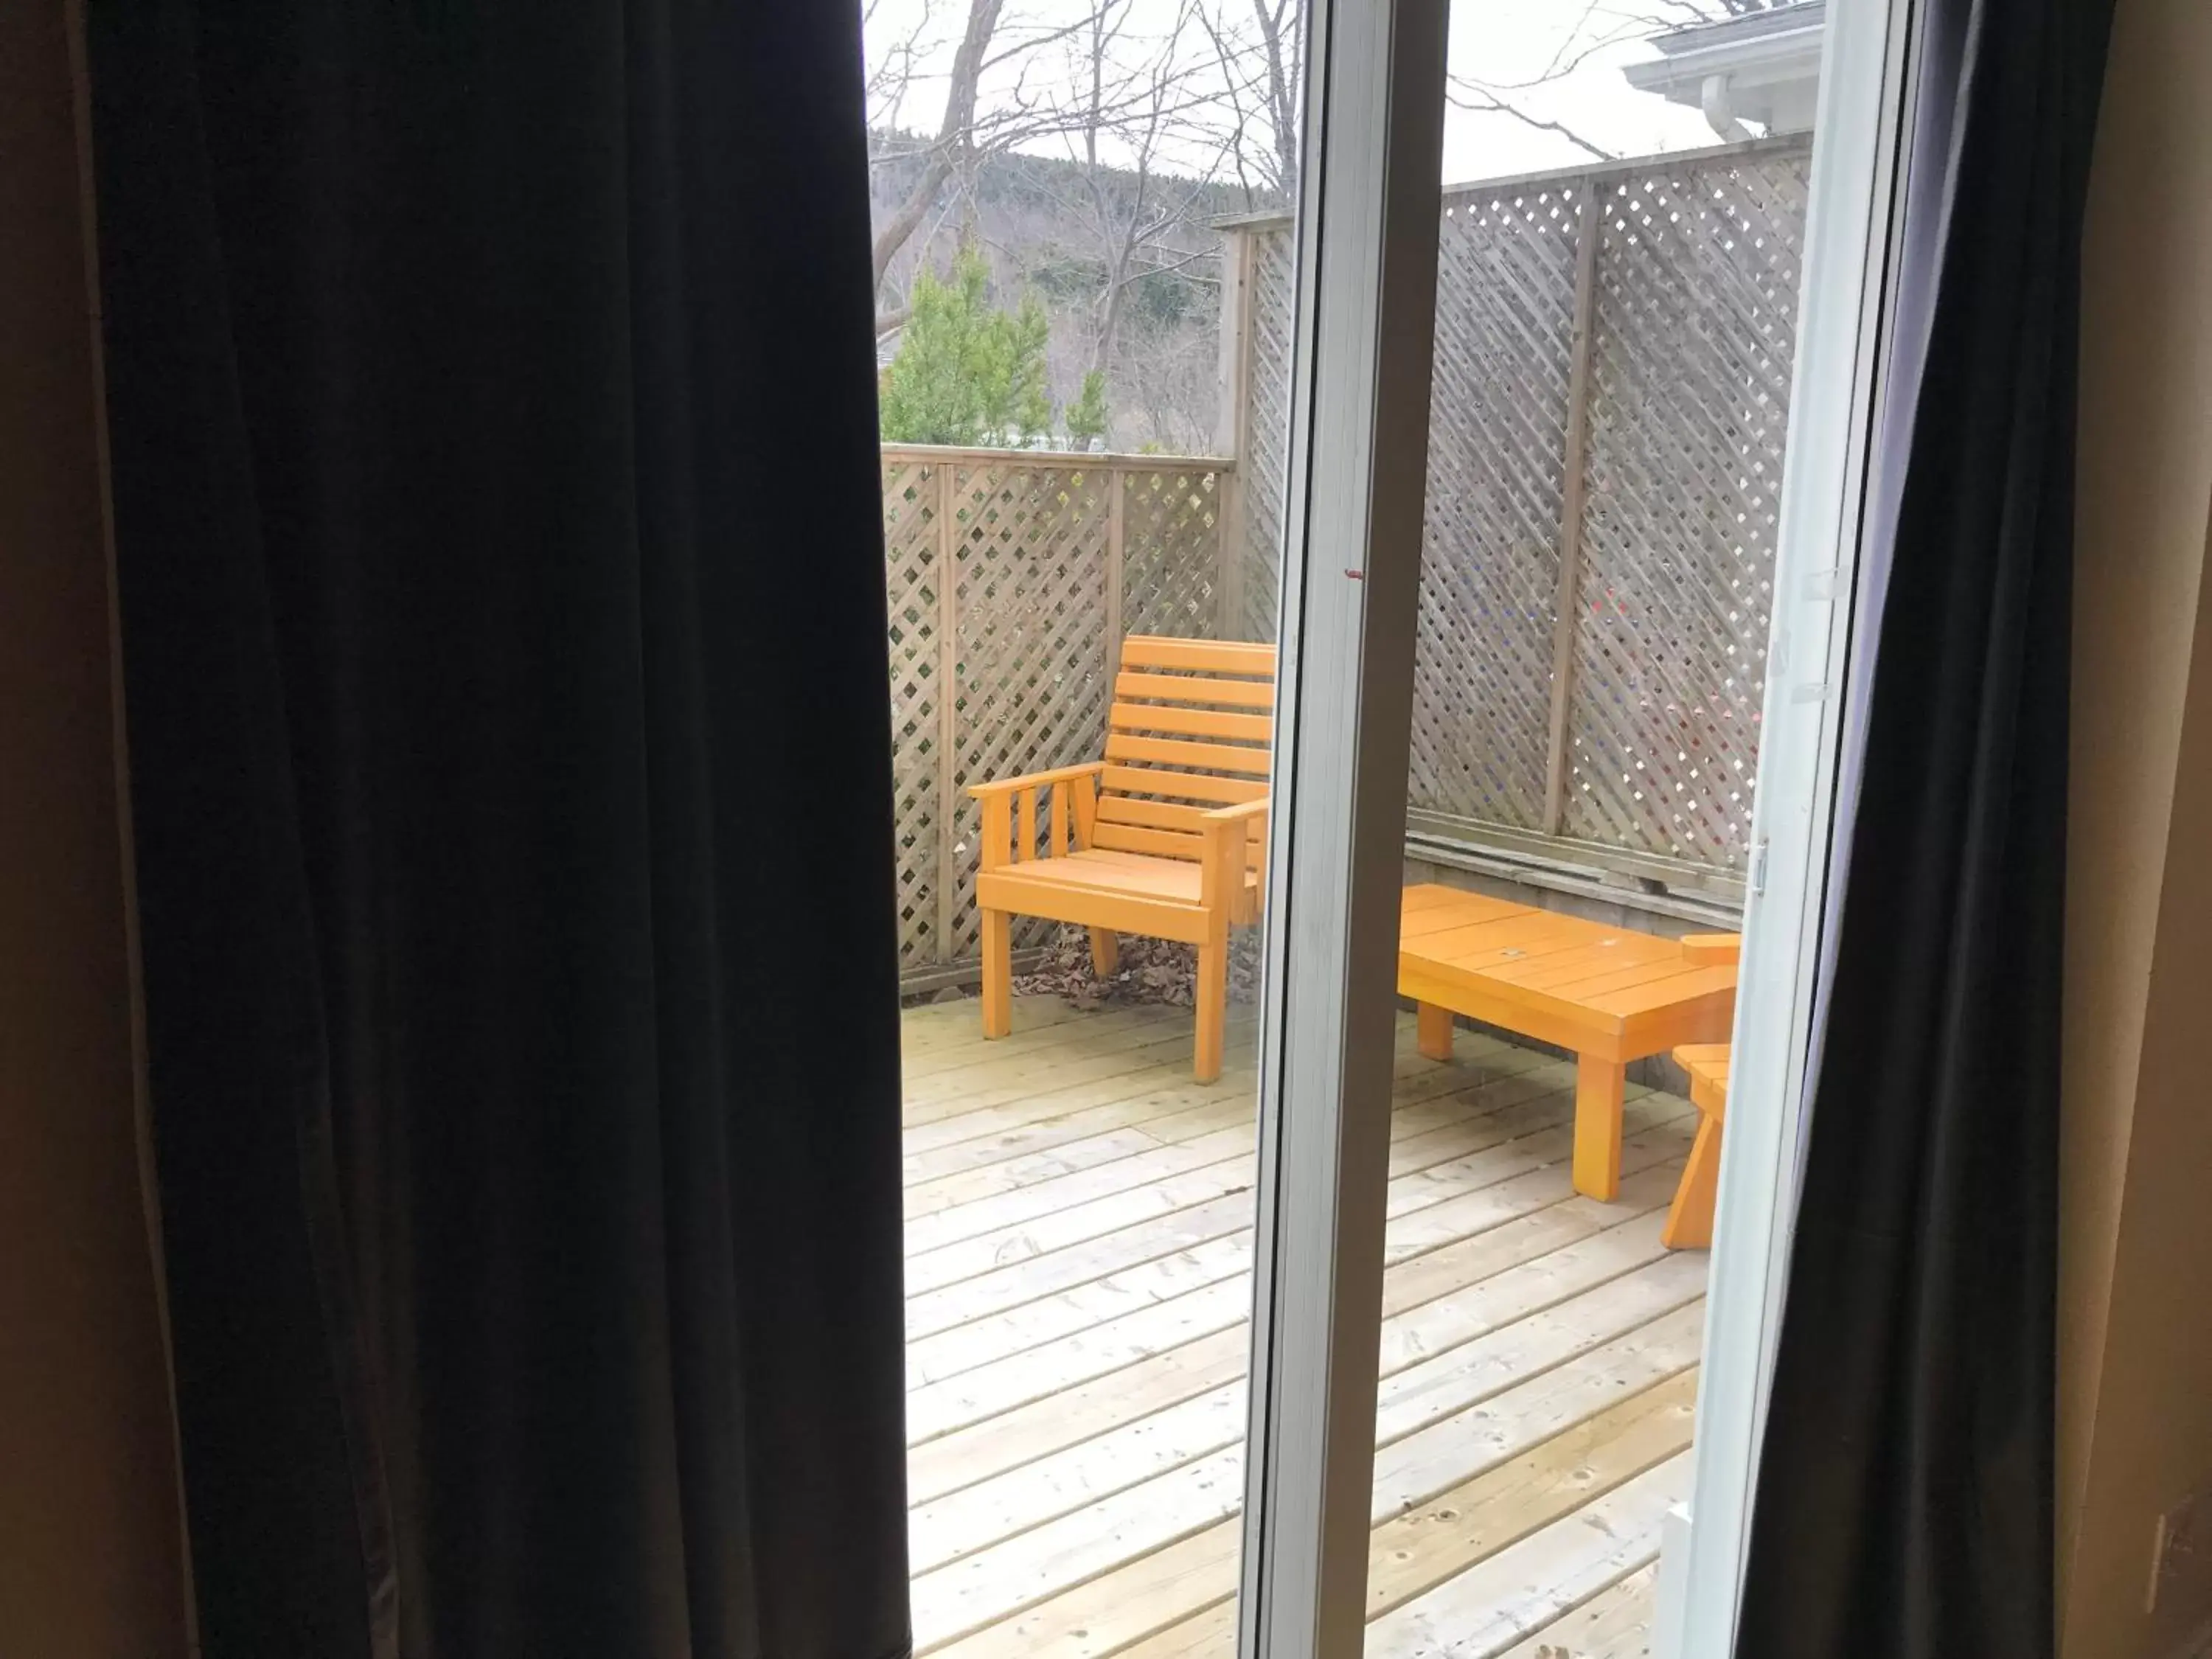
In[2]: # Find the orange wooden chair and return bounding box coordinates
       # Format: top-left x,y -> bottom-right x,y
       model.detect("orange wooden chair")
969,636 -> 1276,1081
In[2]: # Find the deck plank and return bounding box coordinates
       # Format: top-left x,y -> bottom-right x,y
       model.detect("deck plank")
1113,1596 -> 1237,1659
907,1326 -> 1249,1505
904,1125 -> 1256,1256
1368,1312 -> 1704,1525
911,1379 -> 1248,1574
911,1105 -> 1686,1380
907,1189 -> 1255,1341
905,1029 -> 1248,1125
1375,1254 -> 1707,1444
1363,1454 -> 1688,1659
908,1147 -> 1688,1440
902,1088 -> 1247,1186
904,1004 -> 1175,1079
911,1091 -> 1683,1297
908,1088 -> 1660,1341
1361,1371 -> 1698,1621
900,992 -> 1099,1059
902,995 -> 1708,1659
1493,1563 -> 1659,1659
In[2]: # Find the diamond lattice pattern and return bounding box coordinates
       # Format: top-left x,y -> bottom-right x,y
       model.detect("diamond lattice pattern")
1565,152 -> 1809,868
1233,140 -> 1810,875
878,451 -> 1230,974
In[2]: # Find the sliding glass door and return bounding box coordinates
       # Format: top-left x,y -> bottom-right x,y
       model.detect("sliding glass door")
861,0 -> 1913,1652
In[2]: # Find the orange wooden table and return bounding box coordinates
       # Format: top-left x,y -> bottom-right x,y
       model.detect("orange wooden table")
1397,884 -> 1739,1202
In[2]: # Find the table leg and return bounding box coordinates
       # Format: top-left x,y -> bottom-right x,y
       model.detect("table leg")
1573,1054 -> 1625,1200
1416,1001 -> 1455,1062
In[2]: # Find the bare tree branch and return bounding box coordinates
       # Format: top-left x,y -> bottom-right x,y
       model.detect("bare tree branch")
872,0 -> 1001,299
1446,80 -> 1618,161
863,0 -> 1734,417
1249,0 -> 1299,196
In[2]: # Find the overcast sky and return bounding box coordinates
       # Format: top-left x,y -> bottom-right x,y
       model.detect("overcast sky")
862,0 -> 1726,188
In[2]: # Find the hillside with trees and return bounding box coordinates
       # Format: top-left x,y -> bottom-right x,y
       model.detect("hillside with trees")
862,0 -> 1787,452
870,136 -> 1269,452
864,0 -> 1298,453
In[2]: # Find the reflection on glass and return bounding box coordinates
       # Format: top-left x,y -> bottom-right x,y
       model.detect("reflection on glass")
864,3 -> 1304,1655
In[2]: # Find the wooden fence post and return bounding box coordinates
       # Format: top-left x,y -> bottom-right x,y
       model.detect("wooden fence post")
1214,229 -> 1254,640
1105,466 -> 1127,684
935,461 -> 961,964
1541,181 -> 1602,836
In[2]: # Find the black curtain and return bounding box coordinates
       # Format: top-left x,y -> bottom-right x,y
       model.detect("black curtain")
1736,2 -> 2112,1657
87,4 -> 909,1657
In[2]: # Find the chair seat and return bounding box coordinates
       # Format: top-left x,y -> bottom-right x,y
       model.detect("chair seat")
978,849 -> 1261,939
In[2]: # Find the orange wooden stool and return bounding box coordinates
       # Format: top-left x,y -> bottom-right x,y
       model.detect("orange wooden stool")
1664,1044 -> 1731,1249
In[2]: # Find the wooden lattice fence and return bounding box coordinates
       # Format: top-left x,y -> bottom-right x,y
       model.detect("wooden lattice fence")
880,445 -> 1229,977
1222,137 -> 1812,891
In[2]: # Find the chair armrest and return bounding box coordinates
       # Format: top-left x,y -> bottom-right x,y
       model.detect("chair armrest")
968,761 -> 1106,801
1199,796 -> 1270,824
1198,796 -> 1270,917
972,762 -> 1105,869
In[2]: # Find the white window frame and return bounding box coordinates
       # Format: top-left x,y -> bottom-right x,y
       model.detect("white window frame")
1235,1 -> 1448,1656
1665,0 -> 1920,1652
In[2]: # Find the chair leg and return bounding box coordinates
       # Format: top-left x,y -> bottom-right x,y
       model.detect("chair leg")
1661,1111 -> 1722,1250
1088,928 -> 1119,978
1416,1001 -> 1455,1062
1571,1054 -> 1626,1201
980,908 -> 1012,1039
1193,933 -> 1228,1083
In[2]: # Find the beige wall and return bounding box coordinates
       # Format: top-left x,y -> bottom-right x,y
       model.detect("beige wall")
0,3 -> 190,1653
2060,0 -> 2212,1652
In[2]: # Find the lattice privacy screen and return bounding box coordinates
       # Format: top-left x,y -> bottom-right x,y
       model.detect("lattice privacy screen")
1232,138 -> 1811,879
1566,155 -> 1807,868
1239,228 -> 1299,646
880,448 -> 1226,973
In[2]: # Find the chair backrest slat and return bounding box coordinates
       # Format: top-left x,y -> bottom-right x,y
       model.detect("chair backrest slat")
1119,637 -> 1275,676
1093,636 -> 1276,865
1096,796 -> 1211,834
1108,701 -> 1272,745
1099,764 -> 1265,805
1116,669 -> 1274,709
1088,822 -> 1206,860
1102,732 -> 1272,775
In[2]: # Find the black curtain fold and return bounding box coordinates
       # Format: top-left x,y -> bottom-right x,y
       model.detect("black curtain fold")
1736,1 -> 2113,1656
88,4 -> 911,1656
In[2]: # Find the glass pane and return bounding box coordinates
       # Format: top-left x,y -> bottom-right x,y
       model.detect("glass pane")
1357,4 -> 1829,1656
860,4 -> 1306,1655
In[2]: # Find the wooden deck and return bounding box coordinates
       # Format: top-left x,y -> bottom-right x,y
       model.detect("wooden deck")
901,993 -> 1705,1659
